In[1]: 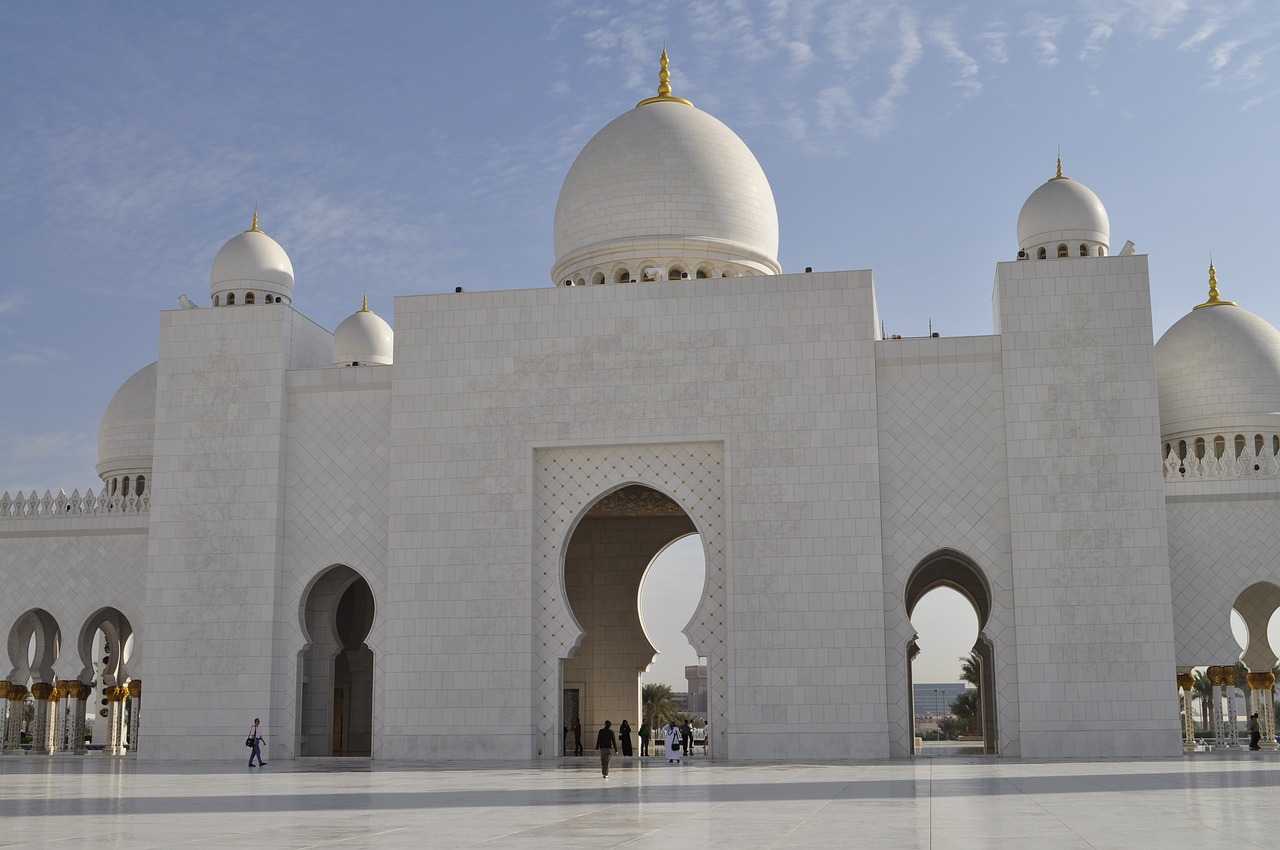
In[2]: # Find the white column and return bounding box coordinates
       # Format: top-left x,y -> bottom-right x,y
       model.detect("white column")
30,683 -> 58,754
1209,666 -> 1225,747
1177,672 -> 1196,751
0,683 -> 9,753
104,686 -> 128,755
1225,680 -> 1239,747
5,685 -> 30,753
126,680 -> 141,753
64,682 -> 89,754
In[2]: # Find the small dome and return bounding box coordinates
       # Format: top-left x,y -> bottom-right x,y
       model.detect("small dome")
210,213 -> 295,306
551,52 -> 780,285
333,298 -> 393,366
1016,160 -> 1110,258
97,361 -> 157,482
1155,267 -> 1280,439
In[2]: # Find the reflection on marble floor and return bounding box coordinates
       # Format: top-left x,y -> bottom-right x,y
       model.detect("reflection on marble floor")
4,753 -> 1280,849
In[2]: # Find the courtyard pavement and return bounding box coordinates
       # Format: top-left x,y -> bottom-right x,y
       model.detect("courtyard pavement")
3,751 -> 1279,848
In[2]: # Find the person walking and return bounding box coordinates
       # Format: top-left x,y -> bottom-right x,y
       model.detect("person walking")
572,717 -> 583,756
247,717 -> 266,767
682,720 -> 693,758
619,719 -> 633,757
1249,713 -> 1261,750
638,721 -> 650,756
664,721 -> 682,764
596,720 -> 619,778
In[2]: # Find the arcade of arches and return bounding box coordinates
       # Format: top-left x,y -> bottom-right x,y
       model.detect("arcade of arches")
6,565 -> 1280,758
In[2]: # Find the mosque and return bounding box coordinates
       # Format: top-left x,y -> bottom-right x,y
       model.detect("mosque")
2,53 -> 1278,762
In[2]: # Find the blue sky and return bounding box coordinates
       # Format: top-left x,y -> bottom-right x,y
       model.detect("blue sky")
2,1 -> 1277,684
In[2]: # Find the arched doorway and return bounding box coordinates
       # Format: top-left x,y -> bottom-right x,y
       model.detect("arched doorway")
560,485 -> 702,752
7,608 -> 60,684
1229,582 -> 1280,748
299,566 -> 375,756
77,608 -> 135,751
533,443 -> 727,760
904,550 -> 997,755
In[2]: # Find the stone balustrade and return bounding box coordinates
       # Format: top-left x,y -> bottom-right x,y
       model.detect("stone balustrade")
0,488 -> 148,519
1163,433 -> 1280,481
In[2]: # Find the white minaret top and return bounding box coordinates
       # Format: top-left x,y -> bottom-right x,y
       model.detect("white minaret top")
333,295 -> 394,367
1016,158 -> 1110,259
210,212 -> 295,306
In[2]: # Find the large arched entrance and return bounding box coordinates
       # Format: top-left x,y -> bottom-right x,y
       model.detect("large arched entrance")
299,566 -> 375,756
561,485 -> 700,750
532,442 -> 727,760
905,550 -> 997,755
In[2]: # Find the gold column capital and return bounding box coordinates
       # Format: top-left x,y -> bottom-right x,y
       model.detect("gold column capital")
105,686 -> 129,702
7,684 -> 28,701
1176,672 -> 1195,691
29,682 -> 53,701
0,681 -> 8,700
1248,672 -> 1277,690
127,679 -> 142,698
1207,665 -> 1226,686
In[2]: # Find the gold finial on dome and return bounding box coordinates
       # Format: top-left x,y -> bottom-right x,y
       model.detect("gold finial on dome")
637,48 -> 694,108
1051,153 -> 1068,181
361,293 -> 369,312
245,210 -> 262,233
1193,261 -> 1237,309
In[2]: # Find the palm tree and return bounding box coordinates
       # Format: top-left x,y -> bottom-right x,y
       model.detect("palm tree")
958,650 -> 983,739
642,683 -> 678,730
950,689 -> 980,735
1192,670 -> 1213,735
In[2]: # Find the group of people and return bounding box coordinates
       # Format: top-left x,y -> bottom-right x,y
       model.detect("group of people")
569,717 -> 700,777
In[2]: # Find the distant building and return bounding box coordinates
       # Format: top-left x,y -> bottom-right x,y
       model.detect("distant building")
685,665 -> 708,715
912,683 -> 970,727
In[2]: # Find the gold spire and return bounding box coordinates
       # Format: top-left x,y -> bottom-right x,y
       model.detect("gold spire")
361,293 -> 369,312
245,210 -> 262,233
1193,262 -> 1237,309
1050,155 -> 1068,181
637,49 -> 694,108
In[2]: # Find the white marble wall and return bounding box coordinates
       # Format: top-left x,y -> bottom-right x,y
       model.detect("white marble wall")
279,366 -> 391,759
875,334 -> 1021,756
995,255 -> 1181,758
142,305 -> 333,760
0,520 -> 147,684
387,270 -> 888,760
1165,479 -> 1280,667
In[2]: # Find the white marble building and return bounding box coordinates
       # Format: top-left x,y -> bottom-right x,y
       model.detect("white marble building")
2,54 -> 1277,762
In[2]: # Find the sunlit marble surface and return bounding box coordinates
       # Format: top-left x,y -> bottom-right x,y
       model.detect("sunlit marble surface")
4,753 -> 1279,848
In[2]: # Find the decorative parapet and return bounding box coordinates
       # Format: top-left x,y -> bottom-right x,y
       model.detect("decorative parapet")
1163,433 -> 1280,481
0,488 -> 149,519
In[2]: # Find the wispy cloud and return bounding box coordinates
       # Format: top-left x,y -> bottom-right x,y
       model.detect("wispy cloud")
1023,14 -> 1065,68
3,345 -> 69,367
930,21 -> 982,99
0,293 -> 22,316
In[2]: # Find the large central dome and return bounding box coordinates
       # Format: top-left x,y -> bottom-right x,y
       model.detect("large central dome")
551,52 -> 780,285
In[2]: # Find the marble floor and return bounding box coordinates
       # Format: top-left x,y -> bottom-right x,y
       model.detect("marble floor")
3,752 -> 1279,849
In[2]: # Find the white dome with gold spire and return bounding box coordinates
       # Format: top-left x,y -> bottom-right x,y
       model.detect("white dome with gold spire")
210,212 -> 295,306
551,51 -> 780,286
333,296 -> 394,367
1016,158 -> 1110,259
1155,264 -> 1280,441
